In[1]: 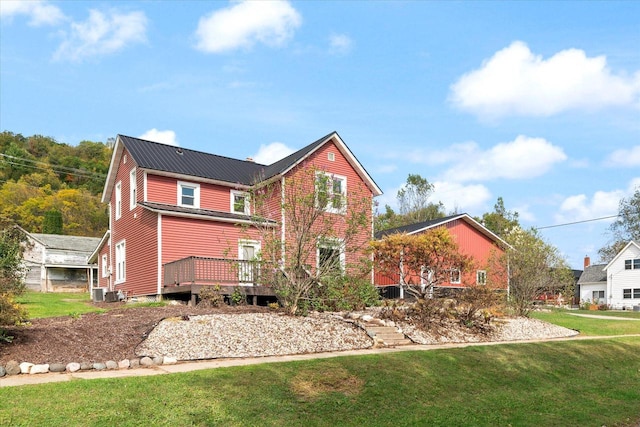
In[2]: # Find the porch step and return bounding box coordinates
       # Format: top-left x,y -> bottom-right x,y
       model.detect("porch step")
363,324 -> 413,347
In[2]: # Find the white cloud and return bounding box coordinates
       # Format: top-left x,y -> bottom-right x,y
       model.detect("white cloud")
329,33 -> 353,55
432,181 -> 492,213
0,0 -> 66,26
53,9 -> 147,62
440,135 -> 567,182
606,145 -> 640,167
139,129 -> 179,146
450,41 -> 640,119
252,142 -> 294,164
194,0 -> 302,53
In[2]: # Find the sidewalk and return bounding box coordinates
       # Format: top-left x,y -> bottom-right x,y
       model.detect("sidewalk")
567,313 -> 640,320
3,333 -> 639,388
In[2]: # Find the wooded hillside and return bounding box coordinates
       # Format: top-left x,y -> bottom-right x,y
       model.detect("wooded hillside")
0,131 -> 111,237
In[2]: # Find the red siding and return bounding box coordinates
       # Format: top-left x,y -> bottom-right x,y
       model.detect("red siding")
146,173 -> 241,212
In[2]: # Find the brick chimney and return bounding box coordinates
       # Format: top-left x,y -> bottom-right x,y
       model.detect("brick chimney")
584,255 -> 591,269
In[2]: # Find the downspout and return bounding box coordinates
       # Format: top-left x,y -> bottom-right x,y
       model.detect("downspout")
157,213 -> 163,297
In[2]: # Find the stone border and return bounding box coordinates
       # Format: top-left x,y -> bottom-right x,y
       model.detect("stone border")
0,356 -> 176,378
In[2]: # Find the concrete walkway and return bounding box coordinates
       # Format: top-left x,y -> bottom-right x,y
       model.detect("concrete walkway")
567,313 -> 640,320
2,333 -> 639,388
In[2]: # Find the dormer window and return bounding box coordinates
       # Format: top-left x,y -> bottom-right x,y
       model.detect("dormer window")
231,190 -> 250,215
178,181 -> 200,208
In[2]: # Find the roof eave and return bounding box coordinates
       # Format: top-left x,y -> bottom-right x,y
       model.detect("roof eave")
603,240 -> 640,271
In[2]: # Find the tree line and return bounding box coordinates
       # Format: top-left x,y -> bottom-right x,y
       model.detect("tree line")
0,131 -> 111,237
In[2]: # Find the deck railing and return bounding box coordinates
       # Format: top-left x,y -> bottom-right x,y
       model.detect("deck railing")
163,256 -> 271,287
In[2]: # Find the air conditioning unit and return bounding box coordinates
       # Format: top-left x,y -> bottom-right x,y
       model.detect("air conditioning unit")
93,288 -> 106,302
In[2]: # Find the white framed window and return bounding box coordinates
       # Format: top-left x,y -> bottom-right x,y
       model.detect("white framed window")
101,254 -> 108,278
450,269 -> 461,284
624,259 -> 640,270
115,240 -> 126,284
231,190 -> 250,215
130,168 -> 137,210
592,290 -> 605,301
315,172 -> 346,214
328,152 -> 335,162
115,181 -> 122,220
317,238 -> 345,275
178,181 -> 200,208
477,270 -> 487,285
238,240 -> 261,284
625,288 -> 640,299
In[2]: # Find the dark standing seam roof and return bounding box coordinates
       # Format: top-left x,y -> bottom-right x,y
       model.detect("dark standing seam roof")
119,135 -> 267,185
138,201 -> 276,224
119,132 -> 336,186
374,213 -> 465,239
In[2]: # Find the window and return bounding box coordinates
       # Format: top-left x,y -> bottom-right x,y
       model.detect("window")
328,152 -> 335,162
231,190 -> 250,215
317,239 -> 345,275
101,254 -> 108,278
178,181 -> 200,208
477,270 -> 487,285
592,290 -> 605,301
624,259 -> 640,270
238,240 -> 260,284
115,181 -> 122,220
450,269 -> 461,284
115,240 -> 126,284
628,288 -> 640,299
315,172 -> 346,213
636,289 -> 640,299
130,168 -> 137,210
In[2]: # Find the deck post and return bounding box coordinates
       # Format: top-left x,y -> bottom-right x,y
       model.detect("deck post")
190,293 -> 197,306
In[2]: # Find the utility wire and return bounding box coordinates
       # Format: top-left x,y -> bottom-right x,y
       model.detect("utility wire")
535,215 -> 619,230
0,154 -> 106,180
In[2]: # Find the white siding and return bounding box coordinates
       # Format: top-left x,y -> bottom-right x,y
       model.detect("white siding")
606,243 -> 640,309
580,283 -> 607,305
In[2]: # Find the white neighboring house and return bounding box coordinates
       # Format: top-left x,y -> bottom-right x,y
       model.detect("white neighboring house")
603,241 -> 640,310
577,260 -> 607,306
18,227 -> 101,293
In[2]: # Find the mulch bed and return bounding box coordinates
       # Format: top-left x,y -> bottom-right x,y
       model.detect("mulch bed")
0,304 -> 268,365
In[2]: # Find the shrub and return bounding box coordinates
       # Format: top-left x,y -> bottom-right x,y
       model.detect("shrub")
308,275 -> 380,312
198,285 -> 223,308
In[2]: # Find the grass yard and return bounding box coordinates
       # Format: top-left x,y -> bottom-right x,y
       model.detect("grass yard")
532,309 -> 640,336
1,337 -> 639,426
16,291 -> 104,319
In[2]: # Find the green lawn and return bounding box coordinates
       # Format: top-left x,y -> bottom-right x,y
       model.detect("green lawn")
16,291 -> 104,319
532,309 -> 640,336
1,337 -> 639,426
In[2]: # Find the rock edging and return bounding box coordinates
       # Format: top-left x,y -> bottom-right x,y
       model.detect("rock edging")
0,356 -> 178,378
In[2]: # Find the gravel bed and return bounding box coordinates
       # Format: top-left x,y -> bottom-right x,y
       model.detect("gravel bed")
136,312 -> 579,361
135,312 -> 373,360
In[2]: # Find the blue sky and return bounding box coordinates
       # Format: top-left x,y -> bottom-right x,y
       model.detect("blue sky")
1,0 -> 639,269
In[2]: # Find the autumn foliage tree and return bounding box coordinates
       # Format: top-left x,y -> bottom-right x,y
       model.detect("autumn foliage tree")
0,223 -> 28,327
248,165 -> 376,315
371,227 -> 473,300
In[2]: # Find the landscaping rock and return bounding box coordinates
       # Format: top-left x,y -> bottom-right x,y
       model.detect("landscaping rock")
66,362 -> 81,373
140,356 -> 153,366
0,366 -> 5,377
129,358 -> 140,369
152,356 -> 164,365
5,361 -> 20,376
163,356 -> 177,365
80,362 -> 93,370
20,362 -> 34,374
105,360 -> 118,370
30,364 -> 49,374
49,363 -> 66,373
361,314 -> 374,322
118,359 -> 130,369
93,363 -> 106,371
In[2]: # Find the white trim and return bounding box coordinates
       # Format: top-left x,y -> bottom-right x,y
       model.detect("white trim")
230,190 -> 250,215
143,170 -> 148,202
281,176 -> 286,265
115,240 -> 126,284
477,270 -> 487,285
238,239 -> 261,285
604,241 -> 640,271
101,254 -> 108,278
315,171 -> 347,214
157,214 -> 162,295
450,268 -> 461,284
316,238 -> 346,272
177,181 -> 200,208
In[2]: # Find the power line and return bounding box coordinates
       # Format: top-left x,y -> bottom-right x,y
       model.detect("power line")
536,215 -> 619,230
0,153 -> 106,180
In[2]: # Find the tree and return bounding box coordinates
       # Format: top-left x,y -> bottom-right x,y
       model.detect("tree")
42,209 -> 63,234
370,228 -> 473,299
0,223 -> 28,326
599,187 -> 640,262
248,166 -> 375,315
477,197 -> 520,239
493,227 -> 574,317
375,174 -> 446,232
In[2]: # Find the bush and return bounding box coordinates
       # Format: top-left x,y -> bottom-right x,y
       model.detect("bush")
198,285 -> 223,308
308,275 -> 380,312
0,225 -> 28,326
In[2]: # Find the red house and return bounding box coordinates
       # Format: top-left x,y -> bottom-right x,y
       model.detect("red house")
89,132 -> 382,303
374,213 -> 510,298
